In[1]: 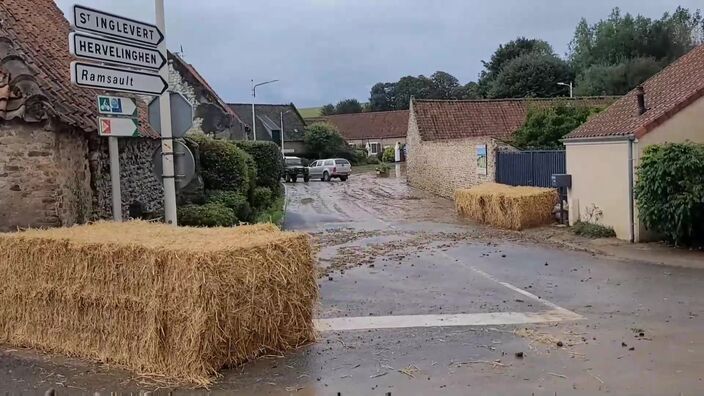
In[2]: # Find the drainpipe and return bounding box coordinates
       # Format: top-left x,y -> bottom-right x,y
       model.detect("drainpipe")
627,135 -> 635,243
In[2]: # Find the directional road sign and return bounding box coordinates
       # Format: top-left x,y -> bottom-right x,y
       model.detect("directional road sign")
72,4 -> 164,47
69,32 -> 166,71
71,61 -> 167,95
98,117 -> 140,137
148,92 -> 194,138
97,95 -> 137,117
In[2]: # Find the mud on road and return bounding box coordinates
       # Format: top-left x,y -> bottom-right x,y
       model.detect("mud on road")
2,166 -> 704,395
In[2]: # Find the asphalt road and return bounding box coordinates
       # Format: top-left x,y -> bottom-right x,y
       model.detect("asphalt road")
2,166 -> 703,395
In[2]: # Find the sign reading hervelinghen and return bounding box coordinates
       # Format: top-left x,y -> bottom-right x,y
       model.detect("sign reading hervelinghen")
69,32 -> 166,70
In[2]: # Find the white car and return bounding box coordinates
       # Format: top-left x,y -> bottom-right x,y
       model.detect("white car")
308,158 -> 351,181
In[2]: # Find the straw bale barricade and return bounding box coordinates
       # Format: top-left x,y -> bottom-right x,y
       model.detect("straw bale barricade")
0,221 -> 317,385
455,183 -> 558,230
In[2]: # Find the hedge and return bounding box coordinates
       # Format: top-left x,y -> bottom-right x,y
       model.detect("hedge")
206,190 -> 253,223
235,141 -> 284,192
178,203 -> 236,227
189,135 -> 254,196
251,186 -> 273,210
636,142 -> 704,246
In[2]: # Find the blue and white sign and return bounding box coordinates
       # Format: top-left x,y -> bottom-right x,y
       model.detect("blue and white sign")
97,95 -> 137,117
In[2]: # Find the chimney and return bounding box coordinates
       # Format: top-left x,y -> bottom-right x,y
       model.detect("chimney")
636,86 -> 646,115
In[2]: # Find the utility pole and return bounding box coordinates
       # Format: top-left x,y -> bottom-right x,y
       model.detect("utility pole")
155,0 -> 177,225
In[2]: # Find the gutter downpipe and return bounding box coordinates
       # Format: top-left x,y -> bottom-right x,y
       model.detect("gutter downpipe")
627,135 -> 635,243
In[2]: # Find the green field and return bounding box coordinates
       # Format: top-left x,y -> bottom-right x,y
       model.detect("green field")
298,107 -> 321,118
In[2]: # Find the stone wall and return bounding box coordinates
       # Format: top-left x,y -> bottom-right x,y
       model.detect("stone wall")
407,110 -> 502,198
89,135 -> 164,220
0,121 -> 91,231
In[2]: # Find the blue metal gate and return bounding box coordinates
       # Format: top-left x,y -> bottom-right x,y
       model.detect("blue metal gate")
496,150 -> 565,187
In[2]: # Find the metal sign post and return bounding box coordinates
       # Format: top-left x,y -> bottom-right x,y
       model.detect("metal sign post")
108,137 -> 122,221
155,0 -> 177,225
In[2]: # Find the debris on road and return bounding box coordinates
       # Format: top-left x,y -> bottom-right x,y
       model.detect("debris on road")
547,372 -> 568,379
515,352 -> 524,359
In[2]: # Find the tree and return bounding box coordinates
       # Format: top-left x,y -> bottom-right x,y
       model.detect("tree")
574,57 -> 664,96
513,104 -> 603,149
488,53 -> 573,98
369,82 -> 396,112
393,75 -> 434,109
455,82 -> 482,100
482,37 -> 554,77
304,123 -> 346,158
334,98 -> 363,114
429,71 -> 461,99
479,37 -> 556,97
320,104 -> 336,116
569,7 -> 704,94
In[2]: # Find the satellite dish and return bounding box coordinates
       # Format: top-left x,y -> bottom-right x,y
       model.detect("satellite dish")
152,140 -> 196,190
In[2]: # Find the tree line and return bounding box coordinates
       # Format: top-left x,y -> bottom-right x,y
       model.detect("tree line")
320,7 -> 703,115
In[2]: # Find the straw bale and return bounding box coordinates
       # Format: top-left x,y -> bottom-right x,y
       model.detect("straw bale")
454,183 -> 558,230
0,221 -> 317,385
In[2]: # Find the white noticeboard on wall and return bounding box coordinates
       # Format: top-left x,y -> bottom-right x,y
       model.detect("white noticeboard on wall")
476,144 -> 487,175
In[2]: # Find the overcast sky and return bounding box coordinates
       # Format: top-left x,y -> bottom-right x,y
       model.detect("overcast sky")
56,1 -> 701,107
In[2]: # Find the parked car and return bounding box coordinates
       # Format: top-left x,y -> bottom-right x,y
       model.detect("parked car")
309,158 -> 351,181
283,156 -> 310,183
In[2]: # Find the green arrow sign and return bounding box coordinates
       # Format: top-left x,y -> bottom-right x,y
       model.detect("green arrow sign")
98,117 -> 140,137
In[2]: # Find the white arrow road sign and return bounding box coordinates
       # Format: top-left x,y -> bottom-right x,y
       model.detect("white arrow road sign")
98,117 -> 140,137
71,62 -> 167,95
72,4 -> 163,47
97,95 -> 137,117
69,32 -> 166,71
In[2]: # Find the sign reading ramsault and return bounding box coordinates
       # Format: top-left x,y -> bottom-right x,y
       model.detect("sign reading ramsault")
70,61 -> 167,95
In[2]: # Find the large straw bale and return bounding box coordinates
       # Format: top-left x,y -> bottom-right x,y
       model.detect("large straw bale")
0,221 -> 317,385
454,183 -> 558,230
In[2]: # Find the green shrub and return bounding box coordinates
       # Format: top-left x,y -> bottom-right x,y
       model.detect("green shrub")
636,142 -> 704,245
255,195 -> 286,226
376,151 -> 384,162
251,186 -> 273,210
234,141 -> 284,192
178,202 -> 236,227
382,146 -> 395,162
572,221 -> 616,238
366,156 -> 380,165
353,148 -> 368,164
376,162 -> 391,176
189,135 -> 253,196
206,190 -> 252,222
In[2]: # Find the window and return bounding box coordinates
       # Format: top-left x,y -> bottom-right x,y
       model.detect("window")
335,159 -> 350,165
324,160 -> 334,166
369,142 -> 381,154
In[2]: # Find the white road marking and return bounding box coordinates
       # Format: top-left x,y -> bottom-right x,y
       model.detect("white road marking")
316,309 -> 583,332
316,214 -> 583,332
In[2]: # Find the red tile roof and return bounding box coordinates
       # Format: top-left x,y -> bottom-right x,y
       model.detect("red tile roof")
413,97 -> 616,141
0,0 -> 156,137
566,44 -> 704,140
169,52 -> 243,126
323,110 -> 409,141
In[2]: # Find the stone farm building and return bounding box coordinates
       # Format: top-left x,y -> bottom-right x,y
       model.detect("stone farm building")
407,97 -> 614,198
167,52 -> 247,140
323,110 -> 409,157
229,103 -> 307,154
0,0 -> 164,231
564,44 -> 704,242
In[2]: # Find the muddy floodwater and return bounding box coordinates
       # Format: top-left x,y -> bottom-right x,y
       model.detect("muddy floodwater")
2,165 -> 704,395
